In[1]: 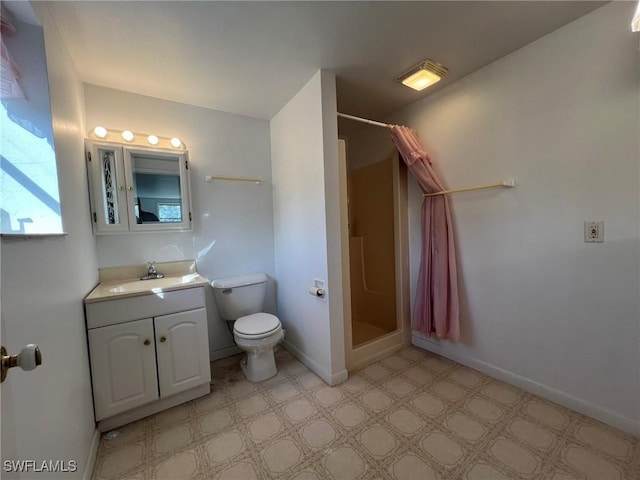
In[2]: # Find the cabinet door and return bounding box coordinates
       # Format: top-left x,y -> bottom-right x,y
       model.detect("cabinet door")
86,141 -> 129,233
123,147 -> 192,232
88,318 -> 158,420
155,308 -> 210,398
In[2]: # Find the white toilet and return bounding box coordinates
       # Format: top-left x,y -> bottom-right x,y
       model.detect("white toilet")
211,273 -> 284,382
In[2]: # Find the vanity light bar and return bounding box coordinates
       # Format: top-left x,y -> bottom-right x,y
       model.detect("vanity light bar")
89,127 -> 186,150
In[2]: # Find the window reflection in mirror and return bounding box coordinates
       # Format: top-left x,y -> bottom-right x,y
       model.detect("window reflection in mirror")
130,153 -> 183,224
0,3 -> 63,235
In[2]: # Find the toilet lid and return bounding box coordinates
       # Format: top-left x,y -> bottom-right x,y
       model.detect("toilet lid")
234,313 -> 281,338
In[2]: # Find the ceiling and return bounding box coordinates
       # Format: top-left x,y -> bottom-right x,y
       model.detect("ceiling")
44,1 -> 605,124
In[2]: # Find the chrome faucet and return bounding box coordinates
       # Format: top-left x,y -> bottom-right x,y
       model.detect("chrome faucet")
141,261 -> 165,280
148,261 -> 158,277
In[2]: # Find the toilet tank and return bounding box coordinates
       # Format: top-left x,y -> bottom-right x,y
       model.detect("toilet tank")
211,273 -> 267,320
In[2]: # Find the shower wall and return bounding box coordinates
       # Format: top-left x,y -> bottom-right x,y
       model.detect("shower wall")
348,157 -> 397,345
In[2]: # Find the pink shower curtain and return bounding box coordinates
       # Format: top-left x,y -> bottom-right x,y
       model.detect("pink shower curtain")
390,126 -> 460,341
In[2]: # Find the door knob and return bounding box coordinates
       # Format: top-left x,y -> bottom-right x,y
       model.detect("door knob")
1,344 -> 42,383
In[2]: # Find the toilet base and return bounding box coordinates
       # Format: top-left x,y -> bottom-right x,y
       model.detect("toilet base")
240,349 -> 278,382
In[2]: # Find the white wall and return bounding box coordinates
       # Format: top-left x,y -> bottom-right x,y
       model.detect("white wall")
83,85 -> 275,358
1,2 -> 99,476
271,71 -> 346,385
377,3 -> 638,434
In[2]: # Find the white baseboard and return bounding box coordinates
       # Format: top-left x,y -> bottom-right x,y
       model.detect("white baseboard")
82,428 -> 100,480
330,368 -> 349,385
412,333 -> 639,436
282,340 -> 348,386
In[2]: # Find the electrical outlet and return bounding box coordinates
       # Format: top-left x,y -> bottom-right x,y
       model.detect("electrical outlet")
584,221 -> 604,243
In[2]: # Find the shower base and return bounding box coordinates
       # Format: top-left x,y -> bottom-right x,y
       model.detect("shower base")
352,320 -> 393,347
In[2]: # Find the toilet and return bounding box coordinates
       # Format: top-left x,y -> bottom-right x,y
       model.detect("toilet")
211,273 -> 284,382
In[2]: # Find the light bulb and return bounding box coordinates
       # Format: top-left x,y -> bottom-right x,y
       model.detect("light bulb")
147,135 -> 159,145
122,130 -> 134,142
94,126 -> 107,138
400,69 -> 441,91
170,137 -> 182,148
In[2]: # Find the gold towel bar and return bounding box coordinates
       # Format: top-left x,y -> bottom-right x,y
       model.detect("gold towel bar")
205,175 -> 262,185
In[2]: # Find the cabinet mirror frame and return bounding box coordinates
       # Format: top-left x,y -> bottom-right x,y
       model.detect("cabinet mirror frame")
86,140 -> 192,234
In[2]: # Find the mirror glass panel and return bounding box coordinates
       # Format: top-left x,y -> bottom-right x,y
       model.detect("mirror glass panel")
130,153 -> 183,224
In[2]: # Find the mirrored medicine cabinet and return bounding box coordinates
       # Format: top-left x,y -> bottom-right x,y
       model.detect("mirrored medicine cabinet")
86,140 -> 192,234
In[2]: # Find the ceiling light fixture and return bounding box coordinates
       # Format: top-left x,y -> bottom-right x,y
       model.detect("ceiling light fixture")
395,59 -> 448,91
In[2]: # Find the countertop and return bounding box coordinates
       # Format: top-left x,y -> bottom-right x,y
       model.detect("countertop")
85,261 -> 209,303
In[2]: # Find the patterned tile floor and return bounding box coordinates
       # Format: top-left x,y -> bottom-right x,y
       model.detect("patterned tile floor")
92,346 -> 639,480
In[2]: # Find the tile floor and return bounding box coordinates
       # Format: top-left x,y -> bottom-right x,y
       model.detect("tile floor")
92,346 -> 639,480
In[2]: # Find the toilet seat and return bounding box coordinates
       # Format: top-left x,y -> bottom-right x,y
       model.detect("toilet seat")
234,313 -> 281,339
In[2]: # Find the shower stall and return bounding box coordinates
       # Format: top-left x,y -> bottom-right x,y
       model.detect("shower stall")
349,157 -> 397,345
338,139 -> 410,371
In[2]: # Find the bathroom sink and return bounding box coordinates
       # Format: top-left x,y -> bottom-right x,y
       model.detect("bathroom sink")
107,275 -> 193,293
86,272 -> 209,302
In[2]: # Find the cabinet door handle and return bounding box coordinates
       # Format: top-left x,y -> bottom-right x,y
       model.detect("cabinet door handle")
159,336 -> 167,343
143,339 -> 150,346
127,186 -> 134,191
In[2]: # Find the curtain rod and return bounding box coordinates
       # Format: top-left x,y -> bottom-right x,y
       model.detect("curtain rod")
338,111 -> 517,199
337,112 -> 396,129
424,179 -> 516,197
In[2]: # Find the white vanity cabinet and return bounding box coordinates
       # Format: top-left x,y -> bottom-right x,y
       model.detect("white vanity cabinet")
85,284 -> 210,431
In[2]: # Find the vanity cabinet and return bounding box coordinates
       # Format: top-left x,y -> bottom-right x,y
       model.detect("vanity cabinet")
85,140 -> 192,234
86,285 -> 210,430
